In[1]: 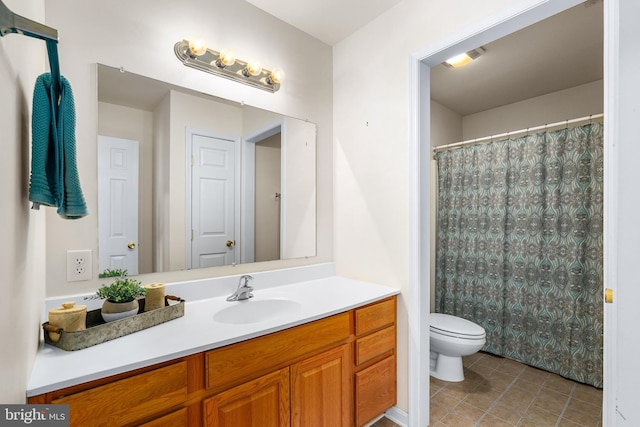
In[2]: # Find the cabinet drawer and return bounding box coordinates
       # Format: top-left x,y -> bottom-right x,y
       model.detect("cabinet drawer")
355,298 -> 395,336
355,356 -> 396,426
53,362 -> 188,427
138,408 -> 187,427
355,325 -> 395,365
206,312 -> 350,391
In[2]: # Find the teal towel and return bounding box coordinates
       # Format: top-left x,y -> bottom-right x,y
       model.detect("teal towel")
29,72 -> 88,219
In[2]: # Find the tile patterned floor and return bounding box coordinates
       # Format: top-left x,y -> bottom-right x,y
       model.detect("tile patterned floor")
430,352 -> 603,426
370,416 -> 403,427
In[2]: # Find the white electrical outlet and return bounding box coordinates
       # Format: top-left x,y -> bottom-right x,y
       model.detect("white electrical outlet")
67,250 -> 92,282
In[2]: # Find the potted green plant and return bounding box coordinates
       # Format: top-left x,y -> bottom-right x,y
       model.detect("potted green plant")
94,277 -> 147,322
98,268 -> 128,278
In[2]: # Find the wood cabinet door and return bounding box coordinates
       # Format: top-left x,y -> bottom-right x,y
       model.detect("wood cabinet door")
291,345 -> 350,427
355,355 -> 396,426
203,368 -> 290,427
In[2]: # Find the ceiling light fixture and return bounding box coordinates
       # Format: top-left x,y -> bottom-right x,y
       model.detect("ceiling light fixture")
443,47 -> 486,68
174,40 -> 284,92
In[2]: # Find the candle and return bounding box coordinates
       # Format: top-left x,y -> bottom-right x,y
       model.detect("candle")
144,283 -> 166,312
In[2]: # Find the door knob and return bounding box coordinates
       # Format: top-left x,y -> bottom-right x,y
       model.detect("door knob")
127,242 -> 136,249
226,240 -> 235,248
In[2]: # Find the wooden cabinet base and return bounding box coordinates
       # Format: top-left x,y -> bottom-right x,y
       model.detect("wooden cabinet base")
28,296 -> 397,427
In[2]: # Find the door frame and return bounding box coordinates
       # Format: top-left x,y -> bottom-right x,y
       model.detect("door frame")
185,127 -> 241,268
408,0 -> 614,426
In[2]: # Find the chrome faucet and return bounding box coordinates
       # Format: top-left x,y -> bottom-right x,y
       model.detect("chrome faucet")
227,275 -> 254,301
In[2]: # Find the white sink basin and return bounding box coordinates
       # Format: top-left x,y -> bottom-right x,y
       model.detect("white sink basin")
213,298 -> 302,324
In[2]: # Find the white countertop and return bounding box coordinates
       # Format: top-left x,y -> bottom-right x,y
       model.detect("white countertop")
27,275 -> 399,397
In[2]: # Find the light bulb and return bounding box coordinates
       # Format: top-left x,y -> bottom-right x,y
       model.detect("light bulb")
216,49 -> 236,67
268,68 -> 285,84
188,39 -> 207,57
445,53 -> 473,68
244,61 -> 262,77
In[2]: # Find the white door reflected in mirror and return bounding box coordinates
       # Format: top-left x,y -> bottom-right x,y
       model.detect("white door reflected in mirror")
187,129 -> 239,268
98,136 -> 139,275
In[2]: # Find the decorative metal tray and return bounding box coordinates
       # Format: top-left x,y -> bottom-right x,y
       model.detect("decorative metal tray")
42,296 -> 185,351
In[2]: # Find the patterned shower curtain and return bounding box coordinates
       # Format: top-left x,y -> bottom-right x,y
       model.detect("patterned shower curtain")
434,122 -> 603,388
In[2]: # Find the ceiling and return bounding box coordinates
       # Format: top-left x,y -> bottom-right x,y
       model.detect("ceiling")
99,1 -> 603,119
244,0 -> 403,46
97,64 -> 235,111
243,0 -> 603,117
430,1 -> 603,116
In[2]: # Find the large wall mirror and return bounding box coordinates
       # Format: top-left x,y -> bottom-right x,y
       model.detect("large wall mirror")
97,64 -> 317,276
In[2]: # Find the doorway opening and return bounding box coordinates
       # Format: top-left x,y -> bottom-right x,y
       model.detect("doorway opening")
242,120 -> 283,264
408,0 -> 611,425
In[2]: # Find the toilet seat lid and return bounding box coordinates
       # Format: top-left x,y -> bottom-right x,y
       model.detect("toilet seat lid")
430,313 -> 485,338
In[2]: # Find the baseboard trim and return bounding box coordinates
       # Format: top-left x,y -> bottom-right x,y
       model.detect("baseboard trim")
385,406 -> 409,426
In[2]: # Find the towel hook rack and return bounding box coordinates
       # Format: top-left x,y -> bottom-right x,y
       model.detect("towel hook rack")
0,0 -> 58,42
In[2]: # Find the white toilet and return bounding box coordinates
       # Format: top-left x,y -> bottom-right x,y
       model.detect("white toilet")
430,313 -> 486,382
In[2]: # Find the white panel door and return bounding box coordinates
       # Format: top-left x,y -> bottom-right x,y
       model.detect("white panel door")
189,131 -> 238,268
98,136 -> 139,275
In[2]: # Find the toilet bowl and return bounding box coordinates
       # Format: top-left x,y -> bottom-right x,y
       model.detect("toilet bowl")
430,313 -> 486,382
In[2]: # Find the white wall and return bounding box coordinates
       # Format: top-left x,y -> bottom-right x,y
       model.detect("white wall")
44,0 -> 333,297
430,100 -> 462,147
243,105 -> 282,136
334,0 -> 517,413
0,0 -> 47,404
462,80 -> 603,140
430,80 -> 603,148
98,102 -> 154,274
282,117 -> 317,259
169,90 -> 243,271
153,94 -> 171,272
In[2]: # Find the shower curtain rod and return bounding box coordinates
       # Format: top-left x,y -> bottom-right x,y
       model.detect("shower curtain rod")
432,113 -> 604,155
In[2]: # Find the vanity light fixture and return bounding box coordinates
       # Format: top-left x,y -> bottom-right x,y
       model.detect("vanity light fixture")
443,47 -> 486,68
217,48 -> 236,67
174,39 -> 284,92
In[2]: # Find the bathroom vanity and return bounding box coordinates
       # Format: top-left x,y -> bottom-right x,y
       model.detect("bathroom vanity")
27,273 -> 399,426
